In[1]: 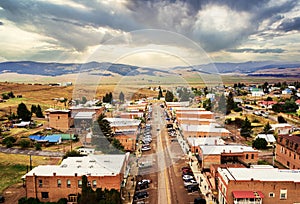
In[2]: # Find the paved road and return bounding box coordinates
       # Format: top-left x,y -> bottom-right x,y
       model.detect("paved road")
0,146 -> 64,157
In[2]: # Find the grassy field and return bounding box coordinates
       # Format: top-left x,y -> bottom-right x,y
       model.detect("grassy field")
0,153 -> 61,193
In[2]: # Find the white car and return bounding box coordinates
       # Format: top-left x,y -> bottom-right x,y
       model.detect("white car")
141,146 -> 151,151
183,179 -> 198,188
138,179 -> 152,185
182,175 -> 194,180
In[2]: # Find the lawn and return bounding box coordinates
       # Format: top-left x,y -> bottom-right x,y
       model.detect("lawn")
0,153 -> 60,193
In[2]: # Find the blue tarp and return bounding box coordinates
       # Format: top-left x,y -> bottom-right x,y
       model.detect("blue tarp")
29,135 -> 61,143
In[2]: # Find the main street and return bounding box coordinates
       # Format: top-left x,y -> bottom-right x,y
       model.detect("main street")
135,103 -> 202,203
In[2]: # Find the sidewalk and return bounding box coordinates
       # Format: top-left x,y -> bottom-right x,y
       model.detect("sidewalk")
189,156 -> 217,204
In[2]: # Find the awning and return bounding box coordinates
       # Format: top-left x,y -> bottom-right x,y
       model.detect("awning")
232,191 -> 264,199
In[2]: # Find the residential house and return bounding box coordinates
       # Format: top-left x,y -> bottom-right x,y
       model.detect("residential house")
271,123 -> 292,135
255,134 -> 276,147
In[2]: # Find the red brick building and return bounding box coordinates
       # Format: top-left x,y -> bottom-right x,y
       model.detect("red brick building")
47,110 -> 73,131
276,134 -> 300,169
22,154 -> 129,202
217,167 -> 300,204
106,118 -> 141,152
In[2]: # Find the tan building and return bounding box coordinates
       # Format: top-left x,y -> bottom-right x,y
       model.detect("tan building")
106,118 -> 141,152
276,134 -> 300,169
22,154 -> 129,203
176,110 -> 214,120
48,110 -> 73,131
180,123 -> 231,138
192,143 -> 259,169
69,106 -> 105,118
217,166 -> 300,204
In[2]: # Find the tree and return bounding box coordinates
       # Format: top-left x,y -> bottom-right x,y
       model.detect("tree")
252,138 -> 268,149
263,122 -> 272,134
2,136 -> 16,148
63,150 -> 82,159
203,98 -> 212,111
218,94 -> 226,113
119,91 -> 124,102
31,104 -> 37,114
278,115 -> 287,123
165,90 -> 174,102
158,86 -> 163,100
17,102 -> 32,121
35,105 -> 44,118
226,91 -> 234,114
19,139 -> 31,149
240,117 -> 253,140
35,143 -> 42,150
81,96 -> 87,104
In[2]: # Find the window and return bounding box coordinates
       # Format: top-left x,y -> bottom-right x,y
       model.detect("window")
58,116 -> 60,119
41,192 -> 49,199
246,154 -> 249,159
251,154 -> 254,159
92,180 -> 97,188
57,179 -> 61,187
78,180 -> 82,188
67,179 -> 71,188
38,180 -> 43,187
287,161 -> 290,167
294,154 -> 296,159
280,189 -> 287,199
269,192 -> 275,197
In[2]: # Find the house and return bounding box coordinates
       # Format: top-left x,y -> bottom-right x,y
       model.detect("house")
29,135 -> 62,144
255,134 -> 276,147
165,101 -> 190,110
276,134 -> 300,169
13,121 -> 31,128
257,100 -> 277,109
282,88 -> 292,95
119,112 -> 144,119
251,88 -> 264,97
176,110 -> 214,121
271,123 -> 292,135
217,166 -> 300,204
22,153 -> 130,202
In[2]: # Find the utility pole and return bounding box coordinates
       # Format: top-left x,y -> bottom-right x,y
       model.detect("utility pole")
29,154 -> 32,170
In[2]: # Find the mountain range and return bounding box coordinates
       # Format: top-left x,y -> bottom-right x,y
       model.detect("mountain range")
0,61 -> 299,77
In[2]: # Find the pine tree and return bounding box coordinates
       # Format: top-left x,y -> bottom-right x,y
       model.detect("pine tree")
31,104 -> 37,114
17,103 -> 32,121
263,122 -> 272,134
240,117 -> 253,140
158,86 -> 163,99
165,90 -> 174,102
119,91 -> 124,102
36,105 -> 44,118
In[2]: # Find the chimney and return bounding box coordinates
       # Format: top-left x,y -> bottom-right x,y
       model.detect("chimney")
53,173 -> 56,176
215,139 -> 217,145
75,173 -> 77,177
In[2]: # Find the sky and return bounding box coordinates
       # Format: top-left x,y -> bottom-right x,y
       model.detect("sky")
0,0 -> 300,67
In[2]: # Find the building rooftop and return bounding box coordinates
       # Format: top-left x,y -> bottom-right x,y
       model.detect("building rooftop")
24,154 -> 127,177
218,167 -> 300,184
176,111 -> 214,115
74,112 -> 95,119
173,107 -> 206,111
256,134 -> 276,143
177,118 -> 216,122
180,123 -> 230,133
271,123 -> 292,128
187,137 -> 225,146
200,145 -> 258,155
106,118 -> 141,127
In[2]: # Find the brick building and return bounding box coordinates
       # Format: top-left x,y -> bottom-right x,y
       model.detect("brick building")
276,134 -> 300,169
106,118 -> 141,152
47,110 -> 73,131
217,167 -> 300,204
22,154 -> 129,203
180,123 -> 231,138
191,143 -> 258,169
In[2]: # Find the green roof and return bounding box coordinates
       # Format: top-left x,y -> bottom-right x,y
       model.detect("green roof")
59,134 -> 76,140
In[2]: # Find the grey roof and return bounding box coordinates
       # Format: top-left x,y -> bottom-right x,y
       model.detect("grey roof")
23,154 -> 128,177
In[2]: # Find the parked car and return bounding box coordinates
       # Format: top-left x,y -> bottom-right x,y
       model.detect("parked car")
182,175 -> 194,180
187,185 -> 200,192
141,146 -> 151,151
136,182 -> 149,190
184,179 -> 198,188
138,179 -> 152,185
182,166 -> 191,171
134,191 -> 149,200
194,197 -> 206,204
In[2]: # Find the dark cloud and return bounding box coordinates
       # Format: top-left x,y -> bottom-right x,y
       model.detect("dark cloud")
227,48 -> 285,54
277,17 -> 300,32
0,0 -> 298,55
0,22 -> 3,25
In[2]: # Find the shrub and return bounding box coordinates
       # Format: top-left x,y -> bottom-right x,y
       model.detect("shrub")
19,139 -> 31,149
35,143 -> 42,150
